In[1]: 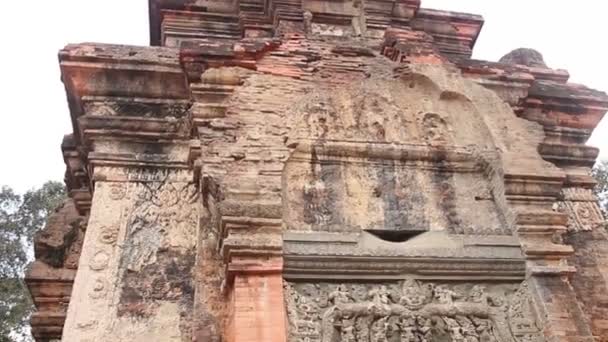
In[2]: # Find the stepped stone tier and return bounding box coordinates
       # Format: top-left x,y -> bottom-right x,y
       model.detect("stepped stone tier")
25,1 -> 608,341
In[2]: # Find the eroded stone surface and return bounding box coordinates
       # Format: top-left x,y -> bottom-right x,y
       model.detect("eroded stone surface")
26,1 -> 608,341
26,199 -> 87,341
61,178 -> 199,341
499,48 -> 547,68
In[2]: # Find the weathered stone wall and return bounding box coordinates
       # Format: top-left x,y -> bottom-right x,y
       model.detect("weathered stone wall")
62,175 -> 199,341
25,1 -> 608,341
564,228 -> 608,339
26,199 -> 86,340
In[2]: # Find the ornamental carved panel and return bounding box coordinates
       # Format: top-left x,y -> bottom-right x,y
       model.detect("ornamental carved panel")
557,188 -> 605,232
285,280 -> 542,342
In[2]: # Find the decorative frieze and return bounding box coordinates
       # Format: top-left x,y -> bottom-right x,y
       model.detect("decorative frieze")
285,280 -> 541,342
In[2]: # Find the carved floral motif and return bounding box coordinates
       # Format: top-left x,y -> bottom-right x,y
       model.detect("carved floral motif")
99,226 -> 119,245
285,280 -> 542,342
89,251 -> 110,271
115,180 -> 199,320
89,277 -> 108,299
557,199 -> 604,232
108,183 -> 127,200
123,181 -> 199,272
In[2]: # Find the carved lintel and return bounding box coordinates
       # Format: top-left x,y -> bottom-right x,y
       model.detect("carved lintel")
285,280 -> 542,342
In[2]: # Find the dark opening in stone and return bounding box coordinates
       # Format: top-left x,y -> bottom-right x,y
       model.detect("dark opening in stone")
365,229 -> 426,243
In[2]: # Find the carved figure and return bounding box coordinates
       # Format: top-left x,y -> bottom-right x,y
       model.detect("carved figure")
387,316 -> 401,341
457,316 -> 479,342
471,317 -> 496,342
416,315 -> 432,342
355,316 -> 371,342
303,11 -> 313,35
351,0 -> 365,37
398,315 -> 418,342
298,295 -> 317,321
430,316 -> 450,341
369,285 -> 391,305
368,285 -> 392,316
329,284 -> 352,306
285,281 -> 541,342
370,316 -> 389,342
434,285 -> 459,305
507,282 -> 542,342
469,285 -> 488,304
339,314 -> 356,342
400,279 -> 430,310
303,180 -> 332,225
421,112 -> 449,144
445,317 -> 465,342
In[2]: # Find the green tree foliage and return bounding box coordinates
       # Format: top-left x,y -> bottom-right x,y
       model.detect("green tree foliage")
593,160 -> 608,218
0,181 -> 66,341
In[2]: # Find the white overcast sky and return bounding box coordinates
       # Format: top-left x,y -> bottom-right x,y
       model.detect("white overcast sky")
0,0 -> 606,193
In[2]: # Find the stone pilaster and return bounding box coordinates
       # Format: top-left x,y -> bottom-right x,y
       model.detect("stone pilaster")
57,43 -> 204,341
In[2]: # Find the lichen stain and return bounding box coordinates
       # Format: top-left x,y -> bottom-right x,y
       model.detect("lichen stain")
118,249 -> 195,339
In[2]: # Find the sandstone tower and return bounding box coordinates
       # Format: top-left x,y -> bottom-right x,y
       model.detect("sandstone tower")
26,1 -> 608,341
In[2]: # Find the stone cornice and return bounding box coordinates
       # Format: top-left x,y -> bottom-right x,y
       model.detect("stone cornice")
148,0 -> 482,59
289,141 -> 485,172
283,256 -> 526,281
410,8 -> 483,59
283,231 -> 526,280
59,43 -> 195,170
60,44 -> 190,115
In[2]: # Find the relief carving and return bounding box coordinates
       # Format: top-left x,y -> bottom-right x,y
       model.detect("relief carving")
123,181 -> 198,272
89,250 -> 110,271
99,226 -> 119,245
507,282 -> 541,342
303,179 -> 333,226
89,277 -> 108,299
83,99 -> 191,119
285,280 -> 542,342
108,182 -> 127,200
557,199 -> 604,232
420,112 -> 450,145
117,180 -> 198,321
96,167 -> 193,183
303,11 -> 314,35
573,203 -> 600,230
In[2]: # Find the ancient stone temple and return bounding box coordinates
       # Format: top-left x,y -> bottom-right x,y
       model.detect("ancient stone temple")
25,1 -> 608,341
